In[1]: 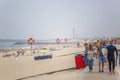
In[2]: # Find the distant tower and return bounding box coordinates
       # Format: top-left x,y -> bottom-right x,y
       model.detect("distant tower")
73,28 -> 75,39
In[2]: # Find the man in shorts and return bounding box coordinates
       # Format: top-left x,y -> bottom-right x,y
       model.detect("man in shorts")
96,43 -> 105,73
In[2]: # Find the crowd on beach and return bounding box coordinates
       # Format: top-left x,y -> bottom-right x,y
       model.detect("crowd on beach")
84,40 -> 119,75
0,44 -> 77,58
1,47 -> 46,57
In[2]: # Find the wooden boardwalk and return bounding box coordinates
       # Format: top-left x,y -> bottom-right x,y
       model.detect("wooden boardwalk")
79,59 -> 120,80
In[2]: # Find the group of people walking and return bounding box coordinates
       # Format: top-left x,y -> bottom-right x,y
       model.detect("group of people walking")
84,40 -> 118,74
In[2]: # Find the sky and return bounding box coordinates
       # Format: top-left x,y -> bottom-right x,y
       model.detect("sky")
0,0 -> 120,40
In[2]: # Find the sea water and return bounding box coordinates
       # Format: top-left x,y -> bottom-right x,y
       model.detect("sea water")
0,39 -> 48,50
0,39 -> 28,50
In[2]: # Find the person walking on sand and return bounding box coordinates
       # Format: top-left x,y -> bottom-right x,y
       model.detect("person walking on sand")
106,41 -> 118,74
87,44 -> 94,72
84,43 -> 89,66
96,43 -> 105,73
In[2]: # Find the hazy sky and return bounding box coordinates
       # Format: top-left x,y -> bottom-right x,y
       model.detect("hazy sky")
0,0 -> 120,39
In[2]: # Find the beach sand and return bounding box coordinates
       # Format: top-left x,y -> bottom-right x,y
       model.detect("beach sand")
0,44 -> 120,80
22,68 -> 83,80
0,45 -> 84,80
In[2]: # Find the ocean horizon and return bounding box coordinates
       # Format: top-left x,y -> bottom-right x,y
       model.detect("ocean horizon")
0,39 -> 79,50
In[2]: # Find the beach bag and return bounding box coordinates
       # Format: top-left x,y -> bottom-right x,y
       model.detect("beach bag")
83,56 -> 88,66
83,56 -> 86,62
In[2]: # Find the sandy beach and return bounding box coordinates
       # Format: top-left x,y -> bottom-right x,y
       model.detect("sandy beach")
0,44 -> 84,80
0,44 -> 120,80
22,68 -> 83,80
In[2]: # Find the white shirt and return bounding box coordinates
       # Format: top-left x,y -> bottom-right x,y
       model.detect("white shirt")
87,51 -> 94,60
